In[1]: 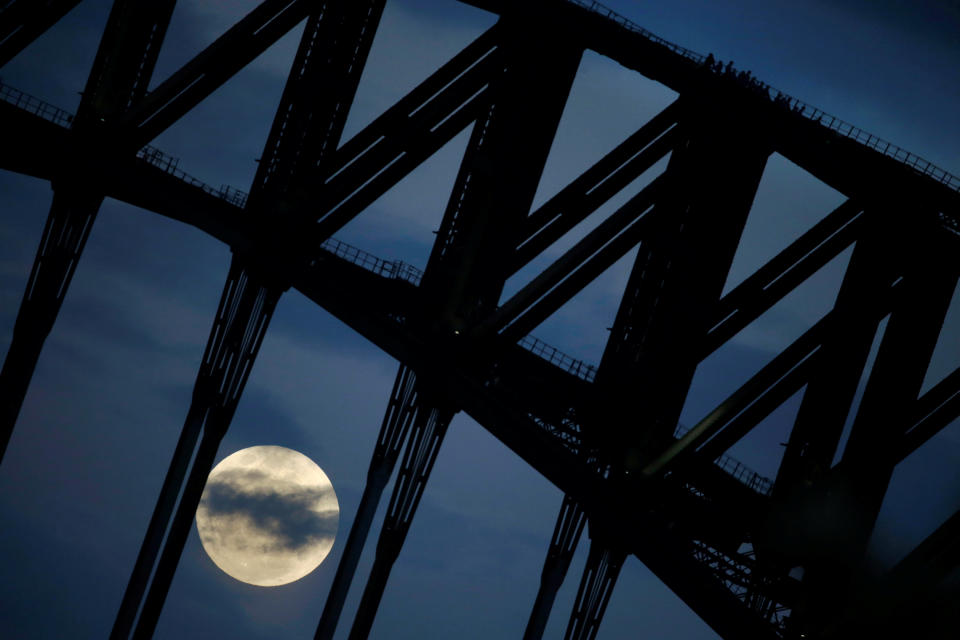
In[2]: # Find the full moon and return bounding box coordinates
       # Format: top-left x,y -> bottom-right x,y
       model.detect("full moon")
195,446 -> 339,587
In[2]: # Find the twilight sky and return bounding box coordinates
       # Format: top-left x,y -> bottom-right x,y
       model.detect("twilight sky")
1,1 -> 958,638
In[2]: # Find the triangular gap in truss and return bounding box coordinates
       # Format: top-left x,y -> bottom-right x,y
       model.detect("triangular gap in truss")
830,314 -> 891,467
679,245 -> 854,430
866,415 -> 960,573
722,153 -> 847,296
0,0 -> 111,110
719,387 -> 804,482
329,127 -> 473,272
149,1 -> 288,90
499,153 -> 671,304
511,245 -> 642,371
528,49 -> 678,212
145,20 -> 307,195
58,195 -> 232,367
499,48 -> 679,304
338,0 -> 497,144
919,278 -> 960,395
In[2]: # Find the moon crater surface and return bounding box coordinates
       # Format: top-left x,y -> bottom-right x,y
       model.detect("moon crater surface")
195,445 -> 339,587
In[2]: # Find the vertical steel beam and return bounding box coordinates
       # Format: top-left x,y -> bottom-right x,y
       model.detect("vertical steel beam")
0,0 -> 177,464
113,3 -> 387,637
593,103 -> 769,469
563,534 -> 627,640
524,495 -> 586,640
314,364 -> 418,640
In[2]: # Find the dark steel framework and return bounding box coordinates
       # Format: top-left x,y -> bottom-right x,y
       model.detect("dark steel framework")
1,0 -> 958,638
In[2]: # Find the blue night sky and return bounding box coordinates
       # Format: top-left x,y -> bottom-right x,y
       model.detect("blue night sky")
1,1 -> 958,638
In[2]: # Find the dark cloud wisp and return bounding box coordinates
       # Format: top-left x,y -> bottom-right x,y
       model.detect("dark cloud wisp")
200,468 -> 338,554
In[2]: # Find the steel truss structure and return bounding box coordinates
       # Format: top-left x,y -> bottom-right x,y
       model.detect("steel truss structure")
1,0 -> 958,638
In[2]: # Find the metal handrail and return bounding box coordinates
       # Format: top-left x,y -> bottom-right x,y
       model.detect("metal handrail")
315,239 -> 598,383
674,423 -> 773,495
566,0 -> 960,192
136,145 -> 249,209
0,82 -> 74,127
318,237 -> 424,286
517,335 -> 597,383
0,81 -> 250,209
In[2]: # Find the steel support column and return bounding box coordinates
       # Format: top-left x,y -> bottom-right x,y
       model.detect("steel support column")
112,258 -> 282,639
524,495 -> 586,640
348,397 -> 454,640
563,533 -> 627,640
314,364 -> 418,640
0,188 -> 100,460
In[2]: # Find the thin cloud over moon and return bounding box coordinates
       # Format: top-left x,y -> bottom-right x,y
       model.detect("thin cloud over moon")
196,446 -> 339,587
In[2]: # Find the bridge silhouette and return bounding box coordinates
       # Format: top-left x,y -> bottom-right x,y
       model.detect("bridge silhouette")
1,1 -> 958,639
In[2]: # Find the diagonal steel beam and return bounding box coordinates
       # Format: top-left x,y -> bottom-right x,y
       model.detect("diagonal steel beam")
322,22 -> 501,179
0,0 -> 82,67
704,199 -> 865,354
76,0 -> 178,125
512,101 -> 679,274
487,175 -> 666,342
563,534 -> 626,640
771,213 -> 905,500
0,189 -> 102,460
250,0 -> 386,208
897,365 -> 960,462
644,270 -> 907,479
312,50 -> 499,239
791,226 -> 960,634
642,316 -> 829,478
763,213 -> 952,635
126,260 -> 282,639
347,399 -> 455,640
590,107 -> 770,467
